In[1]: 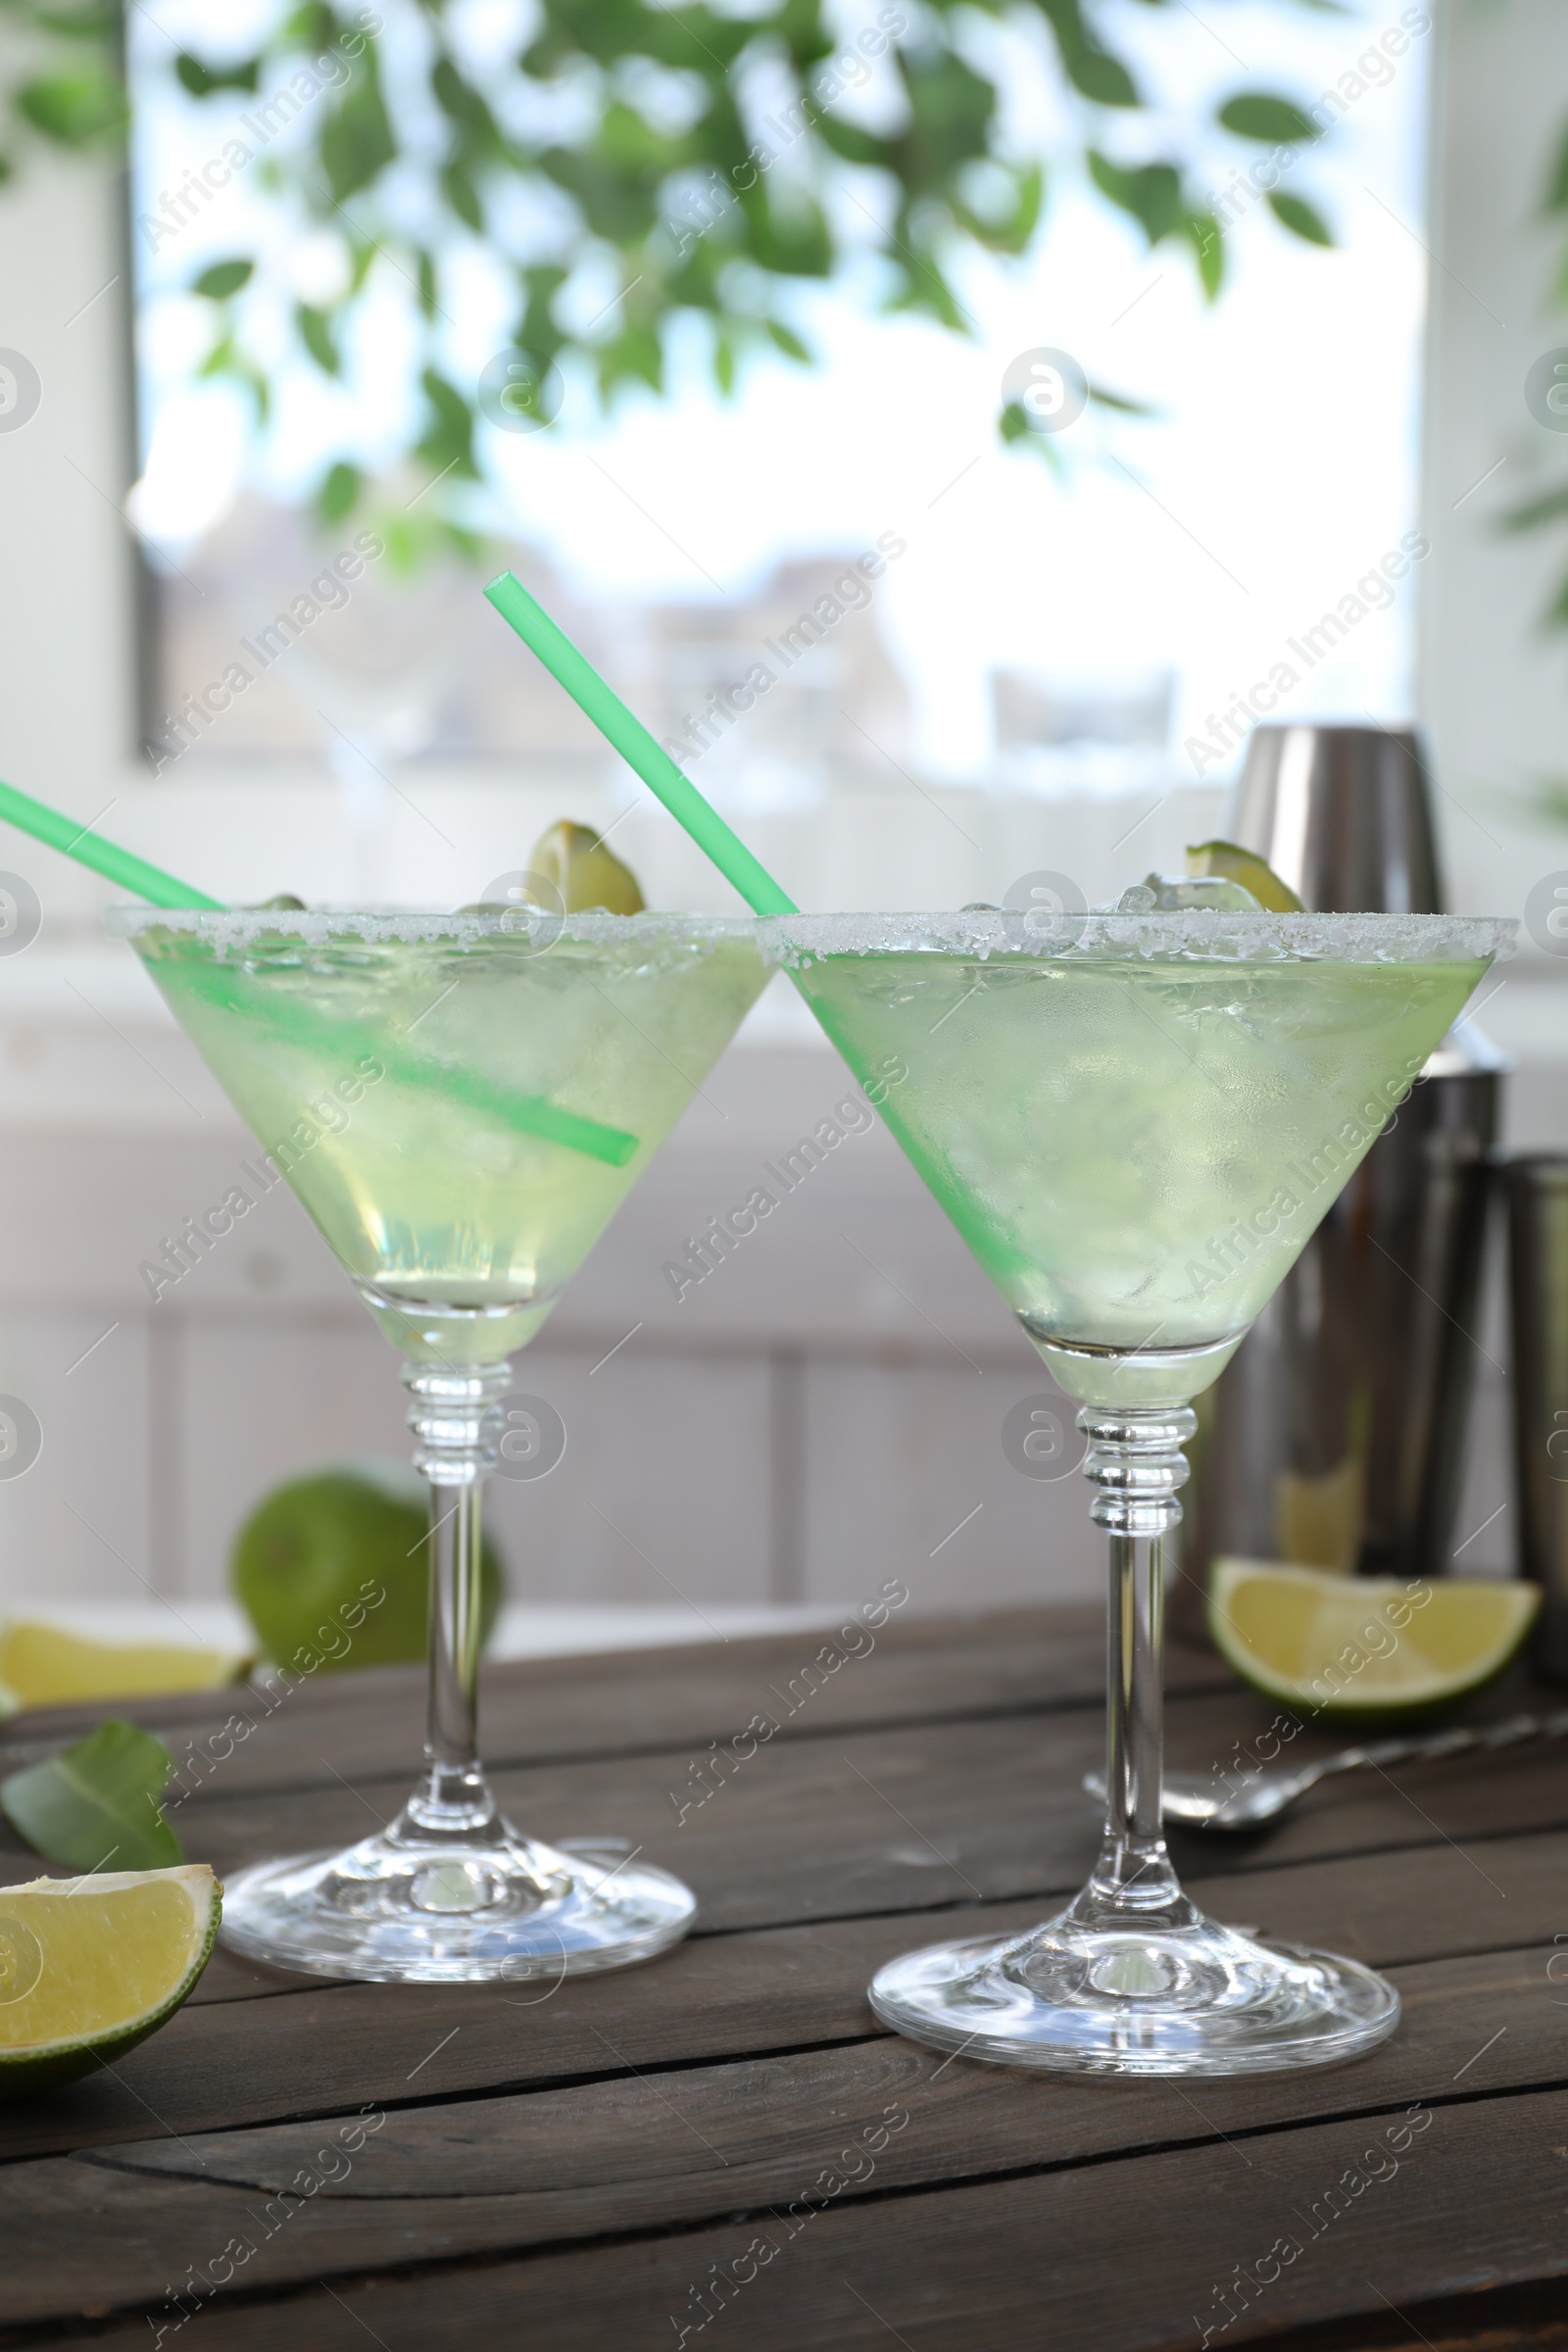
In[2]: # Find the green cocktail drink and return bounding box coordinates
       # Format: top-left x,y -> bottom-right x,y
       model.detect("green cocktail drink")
111,905 -> 767,1985
123,910 -> 766,1364
785,911 -> 1489,1400
765,907 -> 1511,2076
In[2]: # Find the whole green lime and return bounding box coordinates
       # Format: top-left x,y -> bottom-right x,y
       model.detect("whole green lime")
231,1461 -> 505,1672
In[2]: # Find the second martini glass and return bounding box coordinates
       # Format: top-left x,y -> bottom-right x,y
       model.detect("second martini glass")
112,904 -> 768,1984
768,906 -> 1510,2075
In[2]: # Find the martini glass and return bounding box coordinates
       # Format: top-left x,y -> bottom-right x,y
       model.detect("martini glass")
765,906 -> 1511,2075
110,904 -> 768,1984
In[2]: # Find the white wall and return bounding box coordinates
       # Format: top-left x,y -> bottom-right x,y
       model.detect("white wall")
1417,0 -> 1568,1573
0,144 -> 137,907
1420,0 -> 1568,927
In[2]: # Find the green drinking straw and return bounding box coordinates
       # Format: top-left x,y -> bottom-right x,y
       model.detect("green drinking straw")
483,570 -> 800,916
0,775 -> 220,908
0,769 -> 637,1169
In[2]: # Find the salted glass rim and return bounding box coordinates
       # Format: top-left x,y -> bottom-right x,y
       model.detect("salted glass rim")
757,911 -> 1517,964
105,905 -> 760,950
104,906 -> 1519,965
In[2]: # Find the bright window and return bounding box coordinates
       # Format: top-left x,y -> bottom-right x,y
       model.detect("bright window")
128,1 -> 1432,786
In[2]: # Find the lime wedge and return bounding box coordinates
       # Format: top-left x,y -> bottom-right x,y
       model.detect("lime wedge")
528,820 -> 646,914
0,1621 -> 251,1710
1185,841 -> 1304,913
0,1864 -> 220,2097
1209,1559 -> 1540,1723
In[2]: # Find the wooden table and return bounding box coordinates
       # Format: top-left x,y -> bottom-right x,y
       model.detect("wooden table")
2,1604 -> 1566,2350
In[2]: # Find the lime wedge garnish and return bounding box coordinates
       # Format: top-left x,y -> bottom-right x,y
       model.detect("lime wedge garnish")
1209,1559 -> 1540,1724
0,1621 -> 250,1709
1185,841 -> 1304,912
0,1865 -> 220,2097
528,820 -> 646,914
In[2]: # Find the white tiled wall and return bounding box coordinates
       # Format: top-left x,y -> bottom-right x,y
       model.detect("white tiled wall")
0,1301 -> 1101,1621
800,1360 -> 1097,1610
0,1311 -> 153,1604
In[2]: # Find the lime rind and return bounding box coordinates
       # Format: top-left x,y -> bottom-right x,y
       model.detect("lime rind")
1186,840 -> 1305,914
526,818 -> 646,915
1209,1560 -> 1540,1725
0,1864 -> 220,2099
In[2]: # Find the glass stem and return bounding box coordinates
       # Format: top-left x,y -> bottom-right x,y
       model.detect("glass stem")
401,1361 -> 511,1836
1071,1404 -> 1199,1926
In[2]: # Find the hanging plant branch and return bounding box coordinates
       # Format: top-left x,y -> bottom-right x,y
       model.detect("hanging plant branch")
2,0 -> 1338,529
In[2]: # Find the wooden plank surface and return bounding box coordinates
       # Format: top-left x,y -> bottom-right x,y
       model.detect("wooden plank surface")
0,1947 -> 1553,2328
40,2088 -> 1568,2352
0,1605 -> 1563,2352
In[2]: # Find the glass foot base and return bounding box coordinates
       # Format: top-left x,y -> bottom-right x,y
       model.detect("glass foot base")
220,1826 -> 697,1984
868,1911 -> 1400,2077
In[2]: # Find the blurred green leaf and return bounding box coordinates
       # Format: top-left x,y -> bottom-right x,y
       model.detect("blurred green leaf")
441,158 -> 483,231
1267,189 -> 1333,245
764,318 -> 811,362
999,398 -> 1066,473
1546,122 -> 1568,216
1218,92 -> 1320,144
1186,210 -> 1225,296
1063,46 -> 1139,108
319,46 -> 395,203
598,321 -> 663,398
1089,152 -> 1184,245
296,302 -> 339,374
1524,775 -> 1568,825
28,5 -> 122,34
1,1721 -> 181,1875
955,161 -> 1044,255
16,67 -> 122,143
317,459 -> 362,523
175,52 -> 261,98
416,366 -> 480,477
431,57 -> 498,143
1041,0 -> 1139,107
193,258 -> 254,301
1500,482 -> 1568,534
1089,379 -> 1158,417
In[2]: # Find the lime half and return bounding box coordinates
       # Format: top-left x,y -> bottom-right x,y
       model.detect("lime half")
1185,841 -> 1304,913
0,1864 -> 220,2097
0,1621 -> 250,1710
1209,1559 -> 1540,1724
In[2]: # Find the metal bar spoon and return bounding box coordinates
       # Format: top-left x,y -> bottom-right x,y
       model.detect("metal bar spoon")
1084,1706 -> 1568,1831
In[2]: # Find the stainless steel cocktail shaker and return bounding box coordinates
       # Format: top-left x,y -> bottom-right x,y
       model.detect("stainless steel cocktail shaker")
1223,723 -> 1444,914
1176,725 -> 1505,1638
